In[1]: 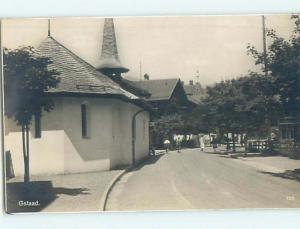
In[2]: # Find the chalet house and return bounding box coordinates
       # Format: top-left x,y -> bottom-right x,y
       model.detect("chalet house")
183,80 -> 206,107
278,116 -> 300,155
4,20 -> 150,176
130,78 -> 189,114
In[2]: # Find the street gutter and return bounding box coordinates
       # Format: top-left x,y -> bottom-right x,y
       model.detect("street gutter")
99,155 -> 151,211
99,167 -> 129,211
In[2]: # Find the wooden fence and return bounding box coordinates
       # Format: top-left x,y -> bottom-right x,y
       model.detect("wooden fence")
247,139 -> 299,153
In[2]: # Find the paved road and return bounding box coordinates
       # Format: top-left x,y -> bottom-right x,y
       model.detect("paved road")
106,148 -> 300,211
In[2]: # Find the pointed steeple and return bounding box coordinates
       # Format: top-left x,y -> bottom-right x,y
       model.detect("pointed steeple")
97,18 -> 129,77
48,19 -> 51,36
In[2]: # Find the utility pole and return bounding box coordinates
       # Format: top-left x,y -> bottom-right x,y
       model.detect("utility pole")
262,15 -> 272,138
262,15 -> 268,77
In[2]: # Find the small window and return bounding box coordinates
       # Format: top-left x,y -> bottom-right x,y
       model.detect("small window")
34,113 -> 41,138
81,103 -> 90,138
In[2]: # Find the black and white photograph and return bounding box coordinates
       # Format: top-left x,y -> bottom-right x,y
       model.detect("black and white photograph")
2,15 -> 300,213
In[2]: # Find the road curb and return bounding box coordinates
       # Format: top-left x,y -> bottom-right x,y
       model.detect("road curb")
99,164 -> 136,211
99,156 -> 152,211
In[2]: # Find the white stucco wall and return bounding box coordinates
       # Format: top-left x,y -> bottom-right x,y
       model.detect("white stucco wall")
4,98 -> 65,176
4,96 -> 150,176
134,109 -> 150,162
114,100 -> 150,166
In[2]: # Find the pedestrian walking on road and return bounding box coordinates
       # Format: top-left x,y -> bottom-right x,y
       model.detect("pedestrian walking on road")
174,135 -> 181,153
199,134 -> 205,152
164,139 -> 171,153
212,138 -> 218,152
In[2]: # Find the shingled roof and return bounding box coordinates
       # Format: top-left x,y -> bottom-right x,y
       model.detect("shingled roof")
35,36 -> 138,100
183,84 -> 206,105
130,78 -> 180,101
96,18 -> 129,74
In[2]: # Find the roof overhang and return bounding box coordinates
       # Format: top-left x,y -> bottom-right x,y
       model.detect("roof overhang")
96,58 -> 129,73
46,91 -> 154,113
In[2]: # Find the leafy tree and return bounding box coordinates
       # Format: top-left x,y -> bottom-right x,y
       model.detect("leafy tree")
4,47 -> 60,187
189,16 -> 300,151
190,74 -> 281,151
151,113 -> 185,148
184,102 -> 214,135
247,15 -> 300,118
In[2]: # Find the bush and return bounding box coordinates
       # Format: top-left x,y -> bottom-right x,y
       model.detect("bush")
289,149 -> 300,159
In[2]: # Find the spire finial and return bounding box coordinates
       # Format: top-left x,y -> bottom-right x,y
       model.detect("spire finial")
48,19 -> 51,36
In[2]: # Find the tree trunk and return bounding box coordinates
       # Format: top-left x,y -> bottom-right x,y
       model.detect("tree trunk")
240,133 -> 244,147
226,132 -> 230,150
25,125 -> 30,183
244,133 -> 247,148
232,132 -> 236,153
22,125 -> 30,188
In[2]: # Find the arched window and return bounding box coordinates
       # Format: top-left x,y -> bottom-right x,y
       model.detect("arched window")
81,102 -> 90,138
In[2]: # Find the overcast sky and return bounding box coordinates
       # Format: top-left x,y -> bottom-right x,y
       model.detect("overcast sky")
2,15 -> 295,85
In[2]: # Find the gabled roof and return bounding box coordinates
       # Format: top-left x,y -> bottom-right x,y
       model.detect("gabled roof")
121,78 -> 151,97
130,78 -> 181,101
183,84 -> 206,105
35,36 -> 137,100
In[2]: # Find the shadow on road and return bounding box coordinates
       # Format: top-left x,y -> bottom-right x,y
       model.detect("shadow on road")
260,169 -> 300,182
215,152 -> 289,159
131,154 -> 164,172
6,181 -> 90,213
206,151 -> 228,155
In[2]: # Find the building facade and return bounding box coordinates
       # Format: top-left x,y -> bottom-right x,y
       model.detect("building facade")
4,21 -> 150,176
5,97 -> 149,176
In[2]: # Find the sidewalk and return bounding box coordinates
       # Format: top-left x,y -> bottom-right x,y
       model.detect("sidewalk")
6,169 -> 124,213
204,146 -> 300,179
237,155 -> 300,174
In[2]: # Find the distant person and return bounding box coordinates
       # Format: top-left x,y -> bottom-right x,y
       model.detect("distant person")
149,146 -> 155,156
164,139 -> 171,153
199,134 -> 205,152
212,138 -> 218,152
175,135 -> 181,153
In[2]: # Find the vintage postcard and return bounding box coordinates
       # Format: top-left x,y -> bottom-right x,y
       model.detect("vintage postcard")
1,15 -> 300,213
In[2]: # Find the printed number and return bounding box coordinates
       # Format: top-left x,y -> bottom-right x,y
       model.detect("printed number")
286,196 -> 295,201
